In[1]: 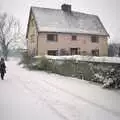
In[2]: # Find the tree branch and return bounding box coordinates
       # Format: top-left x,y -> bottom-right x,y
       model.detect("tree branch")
0,12 -> 23,59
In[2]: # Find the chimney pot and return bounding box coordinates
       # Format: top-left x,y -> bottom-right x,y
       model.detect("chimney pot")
61,4 -> 71,12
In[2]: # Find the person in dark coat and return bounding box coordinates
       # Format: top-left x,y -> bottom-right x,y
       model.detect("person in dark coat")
0,57 -> 6,80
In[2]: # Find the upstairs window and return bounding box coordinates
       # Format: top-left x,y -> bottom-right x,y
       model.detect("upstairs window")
72,35 -> 77,40
47,34 -> 57,41
91,36 -> 99,43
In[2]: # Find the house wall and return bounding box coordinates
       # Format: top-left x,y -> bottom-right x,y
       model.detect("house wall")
37,33 -> 108,56
27,13 -> 38,55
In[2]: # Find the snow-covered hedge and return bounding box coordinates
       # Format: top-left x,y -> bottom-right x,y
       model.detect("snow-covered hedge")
35,55 -> 120,64
32,56 -> 93,80
22,55 -> 120,89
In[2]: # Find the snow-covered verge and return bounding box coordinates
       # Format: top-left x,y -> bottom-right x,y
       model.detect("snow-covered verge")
35,55 -> 120,64
17,54 -> 120,89
33,56 -> 120,89
2,60 -> 120,120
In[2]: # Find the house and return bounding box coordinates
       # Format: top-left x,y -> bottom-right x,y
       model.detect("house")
26,4 -> 109,56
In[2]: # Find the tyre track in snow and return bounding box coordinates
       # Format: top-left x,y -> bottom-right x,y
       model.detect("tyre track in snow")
14,66 -> 120,118
7,72 -> 89,120
8,70 -> 91,120
9,70 -> 120,119
8,72 -> 69,120
38,77 -> 120,117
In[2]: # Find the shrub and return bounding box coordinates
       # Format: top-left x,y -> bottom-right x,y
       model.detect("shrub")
37,57 -> 52,71
30,57 -> 53,71
19,55 -> 120,89
19,51 -> 33,66
28,58 -> 94,80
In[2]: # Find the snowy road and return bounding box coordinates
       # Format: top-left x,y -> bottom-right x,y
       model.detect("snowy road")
0,59 -> 120,120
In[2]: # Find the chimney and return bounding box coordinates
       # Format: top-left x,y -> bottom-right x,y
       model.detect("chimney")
61,4 -> 71,12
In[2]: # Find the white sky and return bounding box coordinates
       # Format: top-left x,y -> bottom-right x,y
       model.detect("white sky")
0,0 -> 119,43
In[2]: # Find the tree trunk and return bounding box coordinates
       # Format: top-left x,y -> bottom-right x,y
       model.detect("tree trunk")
4,50 -> 8,61
2,45 -> 8,61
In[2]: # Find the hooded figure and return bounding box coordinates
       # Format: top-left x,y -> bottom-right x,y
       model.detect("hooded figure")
0,57 -> 6,80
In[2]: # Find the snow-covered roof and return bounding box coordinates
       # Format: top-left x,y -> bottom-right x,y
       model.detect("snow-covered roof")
31,6 -> 109,36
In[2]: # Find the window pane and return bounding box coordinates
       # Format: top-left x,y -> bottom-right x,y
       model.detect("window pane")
70,48 -> 78,55
47,50 -> 58,56
91,36 -> 99,43
91,49 -> 99,56
72,35 -> 77,40
47,34 -> 57,41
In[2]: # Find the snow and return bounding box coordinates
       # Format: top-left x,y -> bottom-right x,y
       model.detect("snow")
35,55 -> 120,64
32,7 -> 108,36
0,59 -> 120,120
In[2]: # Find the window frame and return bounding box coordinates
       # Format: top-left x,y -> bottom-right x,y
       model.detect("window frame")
91,49 -> 99,56
70,48 -> 79,55
47,34 -> 58,42
47,50 -> 58,56
91,36 -> 99,43
72,35 -> 77,40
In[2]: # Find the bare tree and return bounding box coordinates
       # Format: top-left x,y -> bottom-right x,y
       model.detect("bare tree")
0,13 -> 22,60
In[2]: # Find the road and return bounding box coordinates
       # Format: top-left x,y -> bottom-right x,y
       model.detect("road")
0,59 -> 120,120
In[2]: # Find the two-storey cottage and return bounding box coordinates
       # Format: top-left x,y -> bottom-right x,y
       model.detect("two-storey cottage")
26,4 -> 109,56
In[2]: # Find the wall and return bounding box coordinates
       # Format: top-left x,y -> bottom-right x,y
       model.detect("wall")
37,33 -> 108,56
27,12 -> 38,55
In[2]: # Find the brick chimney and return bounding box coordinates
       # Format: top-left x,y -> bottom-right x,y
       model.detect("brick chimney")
61,4 -> 71,12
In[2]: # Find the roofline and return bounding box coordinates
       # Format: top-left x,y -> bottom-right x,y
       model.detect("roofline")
38,31 -> 109,37
31,6 -> 99,17
31,7 -> 39,34
26,7 -> 32,39
96,16 -> 110,37
30,6 -> 110,38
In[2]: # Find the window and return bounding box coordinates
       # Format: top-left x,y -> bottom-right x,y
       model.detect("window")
91,49 -> 99,56
91,36 -> 99,43
72,35 -> 77,40
47,34 -> 57,41
47,50 -> 58,56
70,48 -> 79,55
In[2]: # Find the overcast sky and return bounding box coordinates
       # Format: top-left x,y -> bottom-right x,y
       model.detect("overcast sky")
0,0 -> 119,43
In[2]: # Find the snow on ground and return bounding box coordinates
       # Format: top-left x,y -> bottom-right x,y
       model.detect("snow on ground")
35,55 -> 120,64
0,58 -> 120,120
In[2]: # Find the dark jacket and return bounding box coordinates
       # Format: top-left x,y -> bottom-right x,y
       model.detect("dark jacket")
0,62 -> 6,73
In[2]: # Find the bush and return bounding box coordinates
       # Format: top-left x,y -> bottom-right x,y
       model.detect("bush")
19,55 -> 120,89
24,57 -> 94,80
19,51 -> 33,67
30,57 -> 54,71
49,59 -> 93,80
57,59 -> 75,76
36,57 -> 52,71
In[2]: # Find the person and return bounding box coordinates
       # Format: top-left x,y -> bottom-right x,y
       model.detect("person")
0,57 -> 6,80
